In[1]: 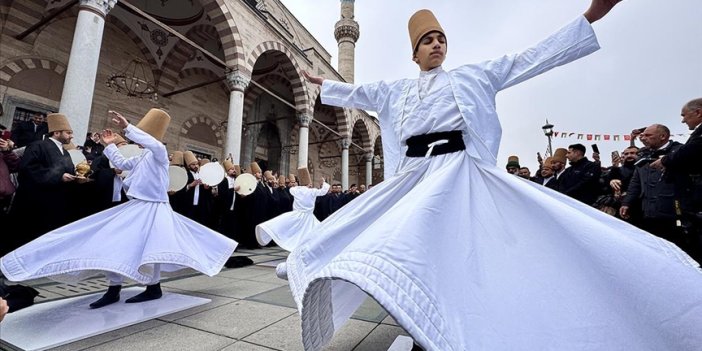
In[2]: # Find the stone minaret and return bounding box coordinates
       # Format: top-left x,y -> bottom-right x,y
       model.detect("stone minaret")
334,0 -> 359,83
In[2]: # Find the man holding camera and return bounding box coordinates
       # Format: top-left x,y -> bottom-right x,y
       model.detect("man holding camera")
621,124 -> 686,251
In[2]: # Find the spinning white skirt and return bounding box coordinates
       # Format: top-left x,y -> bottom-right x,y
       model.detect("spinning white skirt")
286,152 -> 702,351
1,199 -> 237,284
256,211 -> 320,251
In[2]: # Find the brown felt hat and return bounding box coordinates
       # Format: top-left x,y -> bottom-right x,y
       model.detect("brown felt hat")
553,148 -> 567,164
47,113 -> 72,133
542,157 -> 553,168
199,158 -> 210,166
298,167 -> 312,186
278,175 -> 287,184
408,9 -> 445,53
183,151 -> 198,166
250,162 -> 262,174
223,160 -> 235,172
170,151 -> 184,166
263,170 -> 273,181
288,173 -> 296,183
233,165 -> 241,175
136,108 -> 170,141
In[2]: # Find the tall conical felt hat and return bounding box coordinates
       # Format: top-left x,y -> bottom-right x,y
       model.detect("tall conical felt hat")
297,167 -> 312,186
506,155 -> 520,169
408,9 -> 445,52
183,150 -> 198,165
170,151 -> 184,166
263,170 -> 273,180
223,160 -> 235,172
47,113 -> 72,133
553,148 -> 567,163
233,165 -> 241,175
135,108 -> 170,141
288,173 -> 296,183
542,157 -> 553,168
278,175 -> 287,184
199,158 -> 210,166
250,162 -> 262,174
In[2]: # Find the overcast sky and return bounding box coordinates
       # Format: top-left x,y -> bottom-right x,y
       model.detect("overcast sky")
280,0 -> 702,171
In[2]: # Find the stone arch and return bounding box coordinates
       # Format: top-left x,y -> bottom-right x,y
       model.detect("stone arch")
0,56 -> 67,101
203,0 -> 246,69
158,23 -> 222,93
180,115 -> 224,146
310,91 -> 348,138
351,117 -> 372,150
1,0 -> 46,39
242,74 -> 292,121
178,67 -> 228,93
245,41 -> 309,115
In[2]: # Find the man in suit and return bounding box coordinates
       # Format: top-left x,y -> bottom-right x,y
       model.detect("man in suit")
5,113 -> 76,254
539,157 -> 558,189
622,124 -> 684,249
652,98 -> 702,263
11,113 -> 48,148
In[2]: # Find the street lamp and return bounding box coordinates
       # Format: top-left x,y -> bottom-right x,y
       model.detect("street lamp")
541,119 -> 554,157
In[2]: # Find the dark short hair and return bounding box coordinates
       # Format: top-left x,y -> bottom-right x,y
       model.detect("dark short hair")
568,144 -> 586,154
350,184 -> 356,188
623,146 -> 639,152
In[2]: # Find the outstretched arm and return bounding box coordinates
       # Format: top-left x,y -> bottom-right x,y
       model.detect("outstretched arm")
583,0 -> 622,24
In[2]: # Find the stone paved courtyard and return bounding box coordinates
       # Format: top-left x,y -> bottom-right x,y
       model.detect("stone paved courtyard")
0,248 -> 408,351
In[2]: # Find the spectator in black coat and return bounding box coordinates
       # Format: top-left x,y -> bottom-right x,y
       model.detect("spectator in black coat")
10,113 -> 47,147
557,143 -> 601,205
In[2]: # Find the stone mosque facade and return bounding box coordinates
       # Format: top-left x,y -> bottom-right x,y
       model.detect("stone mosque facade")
0,0 -> 384,187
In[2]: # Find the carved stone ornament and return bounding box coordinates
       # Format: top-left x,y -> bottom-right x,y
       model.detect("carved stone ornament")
226,70 -> 250,92
297,114 -> 312,127
79,0 -> 117,16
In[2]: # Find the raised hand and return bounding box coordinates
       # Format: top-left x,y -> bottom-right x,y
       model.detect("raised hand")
101,129 -> 117,145
583,0 -> 622,23
108,110 -> 129,129
302,70 -> 324,86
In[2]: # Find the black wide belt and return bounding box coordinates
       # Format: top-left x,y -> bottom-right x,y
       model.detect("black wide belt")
405,130 -> 465,157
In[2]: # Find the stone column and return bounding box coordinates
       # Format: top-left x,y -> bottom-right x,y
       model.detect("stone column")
365,152 -> 373,186
59,0 -> 117,145
297,113 -> 312,168
340,138 -> 350,190
224,69 -> 250,165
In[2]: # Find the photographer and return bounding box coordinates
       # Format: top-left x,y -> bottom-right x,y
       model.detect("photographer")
621,124 -> 686,250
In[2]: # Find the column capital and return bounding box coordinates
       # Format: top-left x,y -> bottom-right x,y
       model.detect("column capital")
364,152 -> 373,162
79,0 -> 117,17
297,113 -> 312,127
225,69 -> 250,92
340,138 -> 351,149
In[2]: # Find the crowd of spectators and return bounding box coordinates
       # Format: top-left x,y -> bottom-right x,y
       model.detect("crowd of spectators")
507,98 -> 702,263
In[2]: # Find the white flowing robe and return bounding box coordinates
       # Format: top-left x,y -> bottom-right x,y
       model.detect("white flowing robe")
1,124 -> 238,284
256,182 -> 330,251
285,16 -> 702,351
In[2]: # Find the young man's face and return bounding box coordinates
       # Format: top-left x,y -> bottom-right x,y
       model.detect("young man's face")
413,31 -> 446,71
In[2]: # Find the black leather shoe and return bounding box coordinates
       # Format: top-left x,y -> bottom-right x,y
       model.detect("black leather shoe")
125,283 -> 162,303
89,285 -> 121,309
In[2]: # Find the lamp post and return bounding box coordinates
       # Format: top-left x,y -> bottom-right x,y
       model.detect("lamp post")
542,119 -> 554,157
